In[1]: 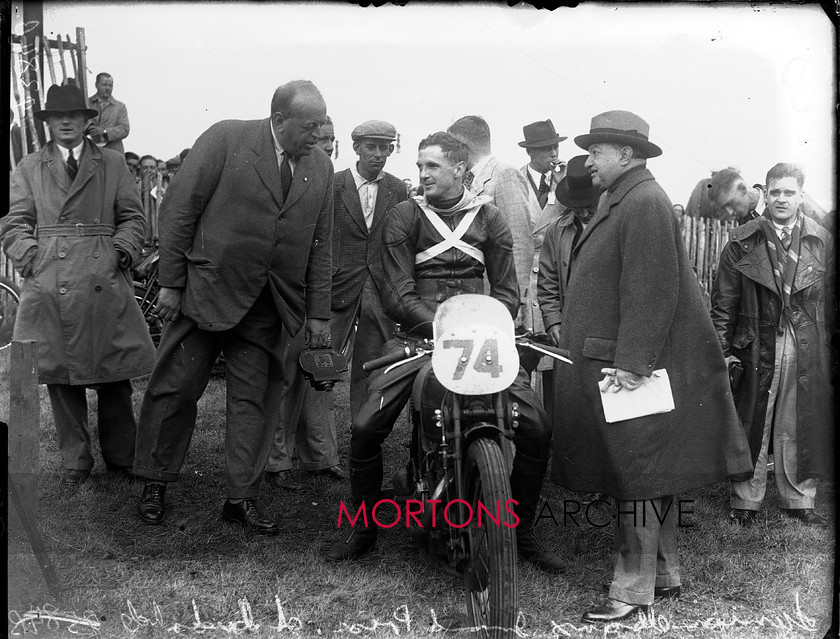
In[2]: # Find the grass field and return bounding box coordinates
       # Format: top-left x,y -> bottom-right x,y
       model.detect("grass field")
4,347 -> 836,638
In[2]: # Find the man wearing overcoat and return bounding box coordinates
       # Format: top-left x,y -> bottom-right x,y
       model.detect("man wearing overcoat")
133,80 -> 334,534
553,110 -> 753,623
2,84 -> 154,488
86,73 -> 130,155
518,119 -> 568,401
710,162 -> 834,527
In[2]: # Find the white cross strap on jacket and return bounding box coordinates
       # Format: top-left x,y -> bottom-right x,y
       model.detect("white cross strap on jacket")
415,203 -> 485,265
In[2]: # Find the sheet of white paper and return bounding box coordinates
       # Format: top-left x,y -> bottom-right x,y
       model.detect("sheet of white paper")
600,369 -> 675,424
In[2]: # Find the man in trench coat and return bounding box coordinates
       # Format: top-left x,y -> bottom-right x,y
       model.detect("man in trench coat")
133,80 -> 334,534
1,84 -> 154,488
553,110 -> 753,624
711,162 -> 834,527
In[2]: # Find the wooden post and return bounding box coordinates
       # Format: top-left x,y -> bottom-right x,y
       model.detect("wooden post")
8,339 -> 39,507
75,27 -> 88,98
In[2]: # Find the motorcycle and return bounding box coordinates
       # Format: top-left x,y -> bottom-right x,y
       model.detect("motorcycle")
362,294 -> 571,639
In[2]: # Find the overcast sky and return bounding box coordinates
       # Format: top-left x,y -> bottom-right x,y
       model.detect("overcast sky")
13,2 -> 836,209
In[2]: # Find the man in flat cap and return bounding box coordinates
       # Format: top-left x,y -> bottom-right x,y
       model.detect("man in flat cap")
2,84 -> 154,489
518,119 -> 569,402
551,110 -> 752,623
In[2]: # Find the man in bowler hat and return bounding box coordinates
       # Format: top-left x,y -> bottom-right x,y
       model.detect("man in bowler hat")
1,84 -> 154,488
518,119 -> 569,403
536,154 -> 599,417
552,110 -> 752,623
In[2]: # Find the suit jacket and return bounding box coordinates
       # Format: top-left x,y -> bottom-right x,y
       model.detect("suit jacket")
331,167 -> 407,345
158,118 -> 334,335
520,164 -> 566,340
471,156 -> 532,318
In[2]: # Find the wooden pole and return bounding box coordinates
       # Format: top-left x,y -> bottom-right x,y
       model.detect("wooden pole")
56,34 -> 67,83
65,34 -> 78,81
8,340 -> 40,509
76,28 -> 88,98
11,59 -> 29,156
22,1 -> 45,147
44,34 -> 57,87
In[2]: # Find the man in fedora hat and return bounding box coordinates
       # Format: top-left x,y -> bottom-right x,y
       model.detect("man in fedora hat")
1,84 -> 154,489
550,110 -> 752,623
447,116 -> 532,326
518,119 -> 569,401
536,154 -> 599,416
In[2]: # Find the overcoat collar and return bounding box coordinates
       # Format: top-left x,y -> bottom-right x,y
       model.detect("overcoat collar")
41,138 -> 103,203
732,216 -> 829,296
573,166 -> 654,255
252,118 -> 310,214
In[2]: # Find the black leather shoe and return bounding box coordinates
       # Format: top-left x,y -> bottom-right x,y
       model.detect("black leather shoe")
325,528 -> 377,561
222,499 -> 280,535
581,599 -> 648,624
516,530 -> 565,573
138,482 -> 167,525
602,583 -> 681,600
265,470 -> 304,491
729,508 -> 758,526
60,469 -> 90,489
314,465 -> 347,481
783,509 -> 828,527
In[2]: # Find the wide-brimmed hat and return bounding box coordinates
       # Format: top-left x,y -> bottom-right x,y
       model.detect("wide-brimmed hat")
518,119 -> 567,148
351,119 -> 397,142
34,84 -> 98,121
574,110 -> 662,158
555,155 -> 600,208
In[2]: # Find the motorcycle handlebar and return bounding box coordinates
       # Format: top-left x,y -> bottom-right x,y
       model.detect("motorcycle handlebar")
363,343 -> 429,372
516,337 -> 572,363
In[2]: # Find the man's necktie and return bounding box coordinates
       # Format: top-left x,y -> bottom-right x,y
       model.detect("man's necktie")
537,173 -> 549,208
463,170 -> 474,190
280,153 -> 292,198
780,226 -> 791,251
67,148 -> 78,181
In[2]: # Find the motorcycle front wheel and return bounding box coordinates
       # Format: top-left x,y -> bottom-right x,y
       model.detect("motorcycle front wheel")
463,437 -> 518,638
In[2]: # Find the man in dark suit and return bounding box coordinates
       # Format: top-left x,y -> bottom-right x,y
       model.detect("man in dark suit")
266,120 -> 407,489
132,80 -> 334,534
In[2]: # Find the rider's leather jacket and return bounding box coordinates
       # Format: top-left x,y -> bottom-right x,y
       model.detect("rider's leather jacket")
380,197 -> 520,337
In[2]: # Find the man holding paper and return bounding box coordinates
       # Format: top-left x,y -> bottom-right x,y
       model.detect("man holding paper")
551,111 -> 753,624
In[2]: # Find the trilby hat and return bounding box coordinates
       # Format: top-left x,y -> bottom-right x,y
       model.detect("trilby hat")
34,84 -> 98,121
574,110 -> 662,158
518,119 -> 567,148
555,155 -> 600,208
351,120 -> 397,142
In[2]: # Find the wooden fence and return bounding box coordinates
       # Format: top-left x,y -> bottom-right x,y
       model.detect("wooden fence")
679,216 -> 736,300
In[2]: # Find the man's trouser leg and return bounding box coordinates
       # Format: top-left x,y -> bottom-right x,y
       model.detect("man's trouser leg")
609,496 -> 680,606
133,315 -> 222,482
96,379 -> 137,469
221,288 -> 285,499
48,384 -> 94,472
348,278 -> 395,419
772,325 -> 816,509
328,339 -> 422,559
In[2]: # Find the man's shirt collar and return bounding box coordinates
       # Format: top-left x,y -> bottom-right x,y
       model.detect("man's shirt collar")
469,155 -> 492,181
350,162 -> 384,188
56,140 -> 84,163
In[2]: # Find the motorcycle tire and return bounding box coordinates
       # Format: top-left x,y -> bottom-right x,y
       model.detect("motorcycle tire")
134,282 -> 162,347
0,276 -> 21,350
463,437 -> 518,639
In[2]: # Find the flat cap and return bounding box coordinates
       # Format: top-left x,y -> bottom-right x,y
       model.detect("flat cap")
165,156 -> 182,167
351,120 -> 397,142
